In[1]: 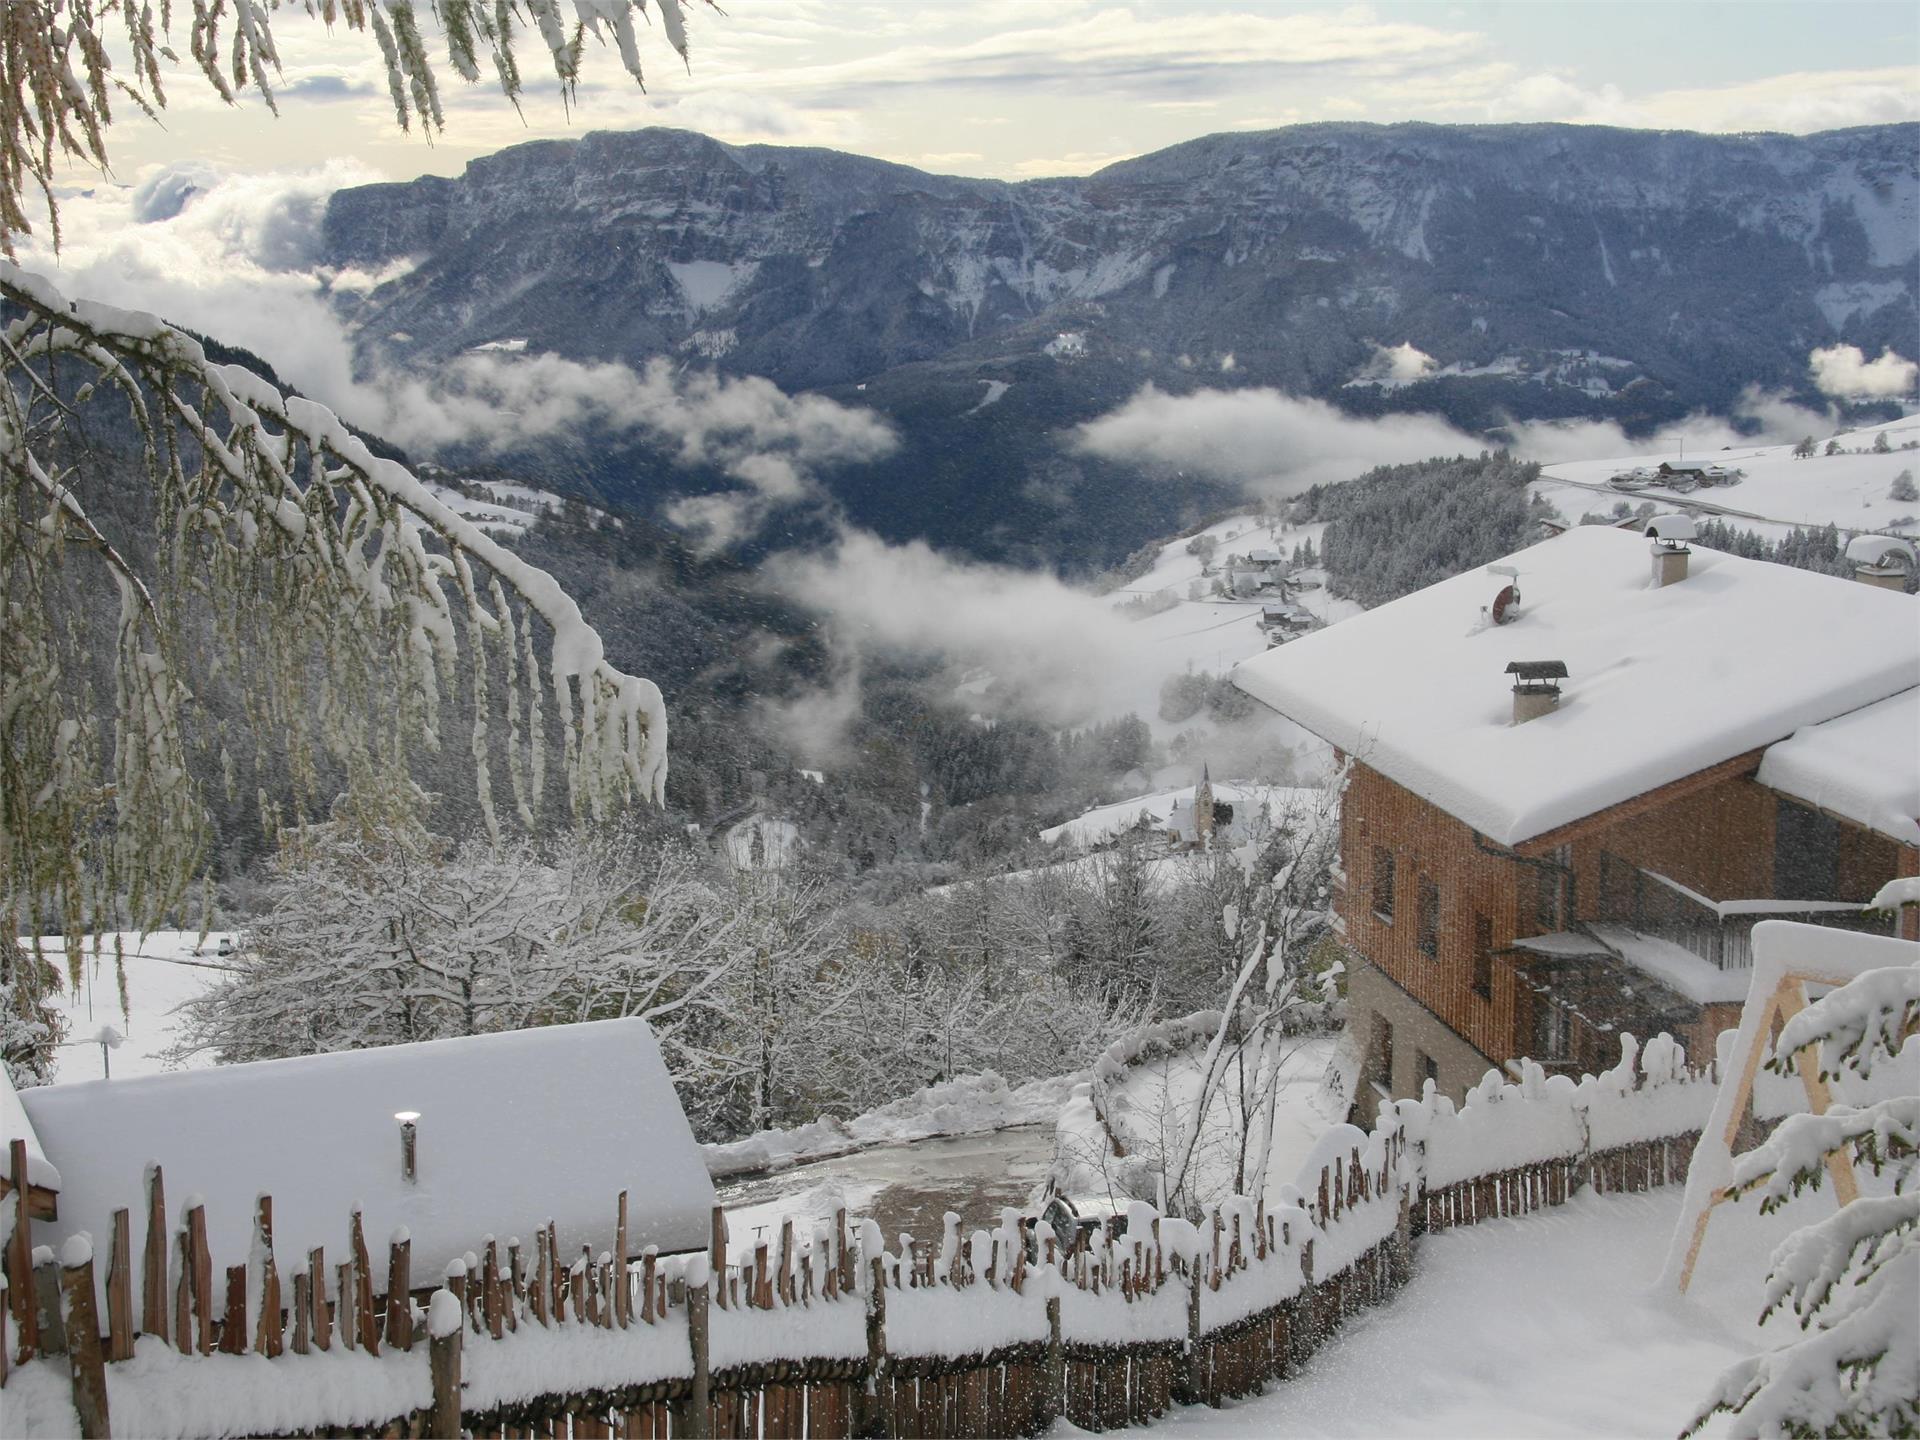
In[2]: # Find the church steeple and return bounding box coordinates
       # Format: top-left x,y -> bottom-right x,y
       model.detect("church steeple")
1195,764 -> 1215,848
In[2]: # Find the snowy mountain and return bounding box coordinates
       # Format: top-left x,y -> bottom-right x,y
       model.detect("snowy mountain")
320,121 -> 1917,566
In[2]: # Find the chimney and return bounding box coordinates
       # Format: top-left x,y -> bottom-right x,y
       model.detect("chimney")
1845,534 -> 1916,591
1506,660 -> 1567,725
1645,514 -> 1697,587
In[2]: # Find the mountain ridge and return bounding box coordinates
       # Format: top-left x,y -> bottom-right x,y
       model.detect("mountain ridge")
321,120 -> 1919,566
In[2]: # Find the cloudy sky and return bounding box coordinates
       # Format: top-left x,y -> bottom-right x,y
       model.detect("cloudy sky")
84,1 -> 1920,186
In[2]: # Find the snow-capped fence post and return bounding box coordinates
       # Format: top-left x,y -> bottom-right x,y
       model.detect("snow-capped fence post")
427,1288 -> 463,1439
386,1234 -> 412,1351
306,1247 -> 329,1351
1045,1292 -> 1064,1423
140,1165 -> 167,1345
60,1239 -> 110,1439
861,1246 -> 889,1438
218,1264 -> 246,1354
104,1209 -> 133,1362
253,1195 -> 283,1357
683,1262 -> 712,1440
350,1210 -> 378,1352
34,1251 -> 65,1356
8,1139 -> 38,1359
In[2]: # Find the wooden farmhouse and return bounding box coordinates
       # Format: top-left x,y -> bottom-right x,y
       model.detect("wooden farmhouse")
3,1016 -> 717,1308
1233,523 -> 1919,1126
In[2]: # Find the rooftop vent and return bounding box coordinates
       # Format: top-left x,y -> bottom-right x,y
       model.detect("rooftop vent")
1507,660 -> 1568,725
1844,534 -> 1916,591
1645,514 -> 1696,588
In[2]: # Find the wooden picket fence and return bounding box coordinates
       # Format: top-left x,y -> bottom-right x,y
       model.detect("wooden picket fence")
4,1119 -> 1704,1440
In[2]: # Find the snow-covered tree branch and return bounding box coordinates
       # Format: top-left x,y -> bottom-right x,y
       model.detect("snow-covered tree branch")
1,266 -> 666,1044
1687,942 -> 1920,1440
0,0 -> 711,253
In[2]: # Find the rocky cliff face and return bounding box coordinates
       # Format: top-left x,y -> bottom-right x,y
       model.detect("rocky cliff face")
322,122 -> 1918,564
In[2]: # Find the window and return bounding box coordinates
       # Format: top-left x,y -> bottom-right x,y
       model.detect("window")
1775,800 -> 1840,899
1535,999 -> 1571,1061
1420,1051 -> 1439,1092
1597,850 -> 1637,924
1371,846 -> 1396,922
1371,1014 -> 1395,1089
1472,913 -> 1494,999
1417,877 -> 1440,959
1532,849 -> 1570,933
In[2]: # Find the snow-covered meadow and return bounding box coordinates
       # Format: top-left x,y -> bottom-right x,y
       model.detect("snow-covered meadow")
1533,414 -> 1920,543
30,931 -> 231,1083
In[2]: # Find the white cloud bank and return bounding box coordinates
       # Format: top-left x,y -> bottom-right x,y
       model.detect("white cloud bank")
23,162 -> 894,548
1074,382 -> 1846,492
1808,344 -> 1919,400
1071,384 -> 1485,493
767,530 -> 1141,733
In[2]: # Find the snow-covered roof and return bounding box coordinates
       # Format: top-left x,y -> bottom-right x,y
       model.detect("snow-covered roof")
1756,689 -> 1920,848
19,1017 -> 714,1283
1232,526 -> 1919,847
1,1064 -> 59,1191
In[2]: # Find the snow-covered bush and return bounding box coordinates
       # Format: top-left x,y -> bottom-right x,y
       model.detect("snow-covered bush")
1,939 -> 64,1086
1686,956 -> 1919,1439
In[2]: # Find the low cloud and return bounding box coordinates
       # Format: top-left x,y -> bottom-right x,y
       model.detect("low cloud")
1508,387 -> 1836,463
1808,343 -> 1919,400
1355,342 -> 1438,384
1071,384 -> 1485,494
767,529 -> 1141,734
25,162 -> 895,548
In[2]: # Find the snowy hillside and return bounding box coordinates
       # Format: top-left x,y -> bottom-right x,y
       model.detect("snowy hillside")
1103,512 -> 1364,765
1533,414 -> 1920,542
1040,782 -> 1320,850
416,471 -> 611,538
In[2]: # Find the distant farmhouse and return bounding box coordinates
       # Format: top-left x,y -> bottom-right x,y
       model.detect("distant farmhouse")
1233,523 -> 1918,1127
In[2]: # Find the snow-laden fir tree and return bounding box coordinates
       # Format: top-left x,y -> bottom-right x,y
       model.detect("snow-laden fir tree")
1,269 -> 667,1077
1687,891 -> 1919,1440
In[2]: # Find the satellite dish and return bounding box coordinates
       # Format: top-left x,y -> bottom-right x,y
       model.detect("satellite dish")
1492,583 -> 1520,625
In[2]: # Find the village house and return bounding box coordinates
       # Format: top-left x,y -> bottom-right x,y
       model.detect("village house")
1232,522 -> 1918,1126
2,1016 -> 718,1309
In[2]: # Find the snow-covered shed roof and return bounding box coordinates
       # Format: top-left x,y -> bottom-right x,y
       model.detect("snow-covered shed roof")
1756,689 -> 1920,848
19,1017 -> 715,1284
1232,526 -> 1919,848
1,1063 -> 60,1192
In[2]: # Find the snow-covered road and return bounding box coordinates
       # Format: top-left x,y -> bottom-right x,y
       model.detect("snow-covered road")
714,1125 -> 1057,1261
1056,1183 -> 1820,1439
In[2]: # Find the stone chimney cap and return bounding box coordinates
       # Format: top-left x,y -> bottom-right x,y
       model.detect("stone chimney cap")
1645,514 -> 1697,545
1506,660 -> 1568,691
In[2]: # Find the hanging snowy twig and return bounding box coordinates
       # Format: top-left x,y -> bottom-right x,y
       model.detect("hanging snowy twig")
1,263 -> 667,979
0,0 -> 716,254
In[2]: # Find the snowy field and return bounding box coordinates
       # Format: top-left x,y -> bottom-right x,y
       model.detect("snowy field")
1073,1182 -> 1837,1440
1534,413 -> 1920,543
1103,513 -> 1364,766
28,931 -> 232,1083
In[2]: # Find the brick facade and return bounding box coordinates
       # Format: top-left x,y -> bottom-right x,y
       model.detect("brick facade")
1339,754 -> 1916,1117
